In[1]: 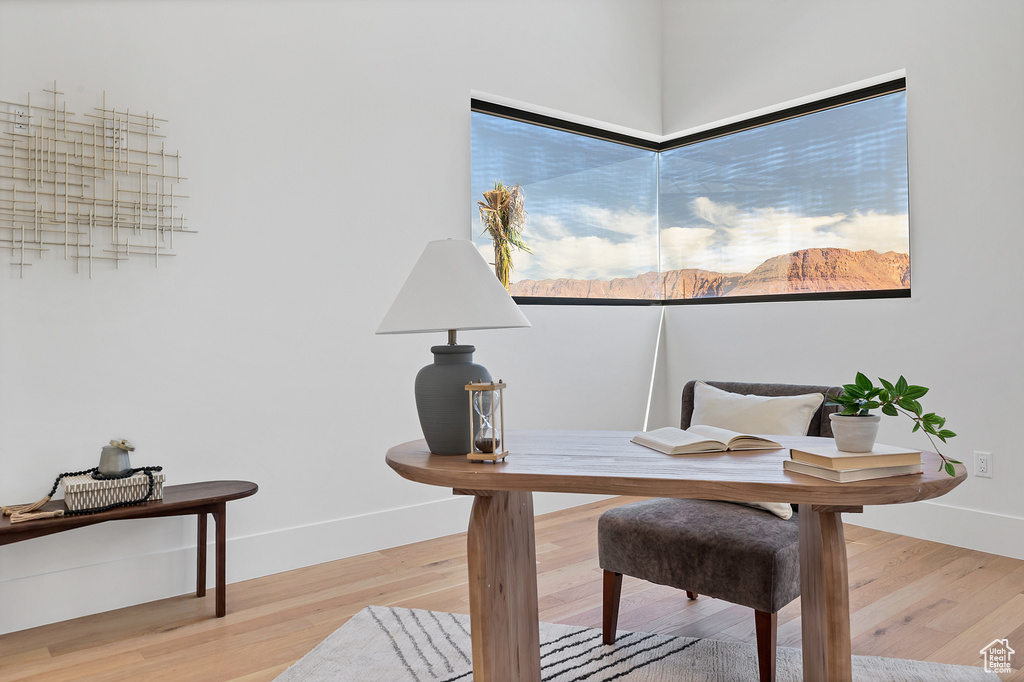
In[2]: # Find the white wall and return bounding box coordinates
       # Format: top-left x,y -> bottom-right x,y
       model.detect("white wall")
0,0 -> 663,634
659,0 -> 1024,558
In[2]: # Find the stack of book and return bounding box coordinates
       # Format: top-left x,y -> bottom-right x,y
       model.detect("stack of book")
785,443 -> 922,482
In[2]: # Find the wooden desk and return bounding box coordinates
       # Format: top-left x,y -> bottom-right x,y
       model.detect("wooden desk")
387,431 -> 966,682
0,480 -> 258,618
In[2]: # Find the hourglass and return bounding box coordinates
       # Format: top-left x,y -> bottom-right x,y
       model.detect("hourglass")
465,380 -> 507,462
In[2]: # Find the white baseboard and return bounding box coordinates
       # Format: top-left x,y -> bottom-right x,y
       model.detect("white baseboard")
0,491 -> 609,635
7,493 -> 1010,636
851,499 -> 1024,560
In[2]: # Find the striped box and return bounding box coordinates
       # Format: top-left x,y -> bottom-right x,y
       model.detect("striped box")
62,471 -> 165,512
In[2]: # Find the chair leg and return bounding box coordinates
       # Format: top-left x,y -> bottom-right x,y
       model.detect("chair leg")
754,610 -> 777,682
602,570 -> 622,645
686,591 -> 698,599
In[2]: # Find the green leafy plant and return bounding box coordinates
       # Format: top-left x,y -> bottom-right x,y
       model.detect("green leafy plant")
477,181 -> 532,290
828,372 -> 961,476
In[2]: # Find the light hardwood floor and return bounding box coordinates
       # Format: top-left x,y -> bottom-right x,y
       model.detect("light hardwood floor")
1,497 -> 1021,681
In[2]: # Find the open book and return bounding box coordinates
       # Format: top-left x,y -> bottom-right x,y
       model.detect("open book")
631,425 -> 782,455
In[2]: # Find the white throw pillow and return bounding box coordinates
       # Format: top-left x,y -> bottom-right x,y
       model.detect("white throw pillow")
691,381 -> 824,437
731,501 -> 793,520
692,382 -> 824,520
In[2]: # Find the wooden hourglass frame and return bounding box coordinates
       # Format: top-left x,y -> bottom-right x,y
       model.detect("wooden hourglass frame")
465,380 -> 507,462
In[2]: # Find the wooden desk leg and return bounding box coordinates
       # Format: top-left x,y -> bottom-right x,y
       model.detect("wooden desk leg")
196,512 -> 208,598
466,491 -> 541,682
213,503 -> 227,617
799,504 -> 852,682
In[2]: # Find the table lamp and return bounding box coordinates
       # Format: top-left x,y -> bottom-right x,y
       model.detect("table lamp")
377,239 -> 531,454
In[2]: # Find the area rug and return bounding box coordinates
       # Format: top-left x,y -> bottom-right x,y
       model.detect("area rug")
275,606 -> 997,681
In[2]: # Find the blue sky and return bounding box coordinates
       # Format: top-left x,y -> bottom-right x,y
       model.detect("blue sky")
471,91 -> 909,281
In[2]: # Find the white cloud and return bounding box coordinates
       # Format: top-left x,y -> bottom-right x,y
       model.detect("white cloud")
833,211 -> 911,253
527,213 -> 573,240
479,198 -> 909,282
575,205 -> 656,238
515,234 -> 658,281
476,206 -> 659,281
509,208 -> 659,281
662,197 -> 909,273
691,196 -> 740,226
473,208 -> 655,282
659,226 -> 716,271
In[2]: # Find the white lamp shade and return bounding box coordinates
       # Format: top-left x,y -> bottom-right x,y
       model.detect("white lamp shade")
376,239 -> 531,335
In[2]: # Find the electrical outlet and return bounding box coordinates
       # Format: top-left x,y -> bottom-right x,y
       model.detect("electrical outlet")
974,451 -> 992,478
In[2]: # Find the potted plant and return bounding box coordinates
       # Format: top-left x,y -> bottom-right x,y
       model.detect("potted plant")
828,373 -> 961,476
477,181 -> 532,290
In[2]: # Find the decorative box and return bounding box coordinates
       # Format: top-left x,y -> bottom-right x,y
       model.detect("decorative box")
62,471 -> 165,511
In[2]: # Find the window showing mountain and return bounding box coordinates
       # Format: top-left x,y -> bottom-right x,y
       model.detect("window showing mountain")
471,80 -> 909,304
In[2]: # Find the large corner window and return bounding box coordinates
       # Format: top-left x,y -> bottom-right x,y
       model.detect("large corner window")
471,79 -> 910,304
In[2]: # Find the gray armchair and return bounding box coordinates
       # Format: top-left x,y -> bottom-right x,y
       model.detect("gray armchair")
598,380 -> 841,682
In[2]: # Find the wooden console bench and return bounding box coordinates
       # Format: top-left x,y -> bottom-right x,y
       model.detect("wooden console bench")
0,480 -> 258,618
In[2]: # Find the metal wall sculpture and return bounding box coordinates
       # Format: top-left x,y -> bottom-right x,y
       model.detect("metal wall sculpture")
0,82 -> 191,277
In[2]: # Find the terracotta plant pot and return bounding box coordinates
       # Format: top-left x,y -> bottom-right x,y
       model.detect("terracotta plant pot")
829,413 -> 881,452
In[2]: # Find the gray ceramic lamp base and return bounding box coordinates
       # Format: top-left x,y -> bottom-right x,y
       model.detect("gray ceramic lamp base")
414,345 -> 491,455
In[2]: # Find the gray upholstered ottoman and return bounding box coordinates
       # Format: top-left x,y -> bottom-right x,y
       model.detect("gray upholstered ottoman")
598,497 -> 801,614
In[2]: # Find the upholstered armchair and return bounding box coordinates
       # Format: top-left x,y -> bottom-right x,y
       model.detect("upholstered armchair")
598,380 -> 841,682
